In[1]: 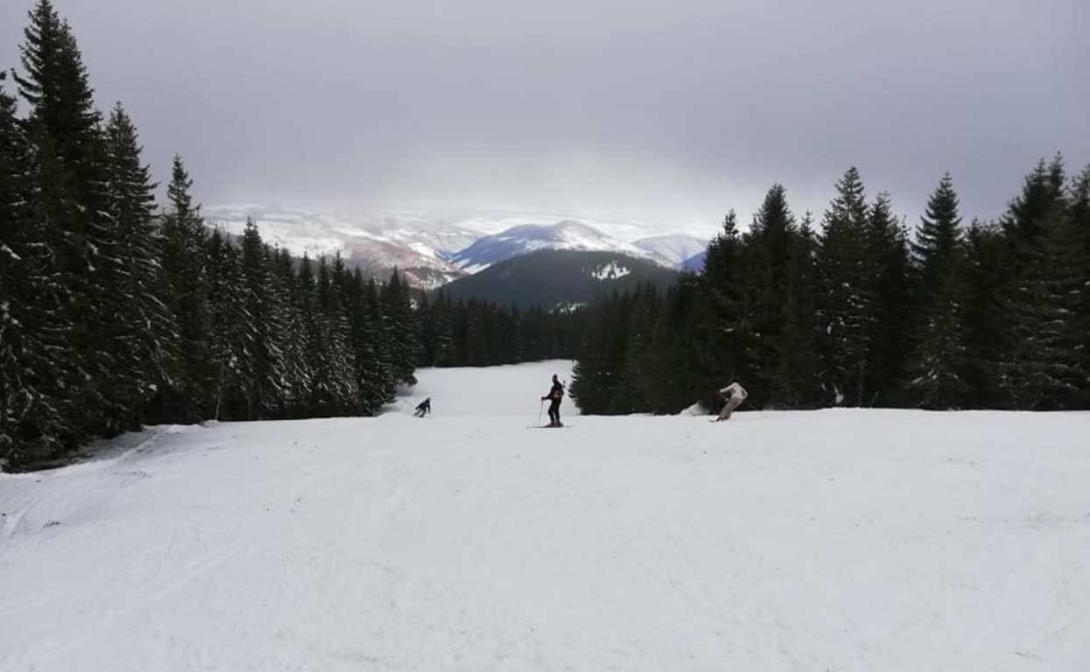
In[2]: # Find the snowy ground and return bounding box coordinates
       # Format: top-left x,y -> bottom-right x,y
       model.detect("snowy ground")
2,361 -> 1089,671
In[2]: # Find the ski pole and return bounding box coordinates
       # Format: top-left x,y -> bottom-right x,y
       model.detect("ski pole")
538,399 -> 544,426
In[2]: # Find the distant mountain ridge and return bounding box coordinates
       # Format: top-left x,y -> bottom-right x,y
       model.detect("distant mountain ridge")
449,220 -> 652,272
633,234 -> 709,268
438,249 -> 679,309
204,205 -> 710,289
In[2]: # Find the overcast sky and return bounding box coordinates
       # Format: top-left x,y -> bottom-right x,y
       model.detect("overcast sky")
2,0 -> 1087,233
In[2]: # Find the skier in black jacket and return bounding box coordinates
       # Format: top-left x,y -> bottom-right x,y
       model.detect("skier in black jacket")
542,375 -> 565,427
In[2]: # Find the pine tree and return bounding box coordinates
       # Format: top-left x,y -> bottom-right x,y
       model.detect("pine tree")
15,0 -> 117,438
269,248 -> 306,415
740,185 -> 791,404
344,267 -> 379,412
1000,209 -> 1083,408
815,167 -> 874,405
101,102 -> 177,428
236,221 -> 285,417
865,192 -> 912,406
740,184 -> 819,407
294,254 -> 330,413
777,211 -> 820,407
0,71 -> 69,463
159,156 -> 210,419
961,221 -> 1008,407
907,175 -> 969,408
699,210 -> 752,392
997,157 -> 1075,408
205,228 -> 249,420
363,277 -> 396,411
911,173 -> 962,299
325,255 -> 360,412
381,269 -> 419,385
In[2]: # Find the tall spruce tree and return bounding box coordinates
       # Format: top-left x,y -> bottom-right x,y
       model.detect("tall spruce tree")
238,221 -> 283,417
101,103 -> 177,428
777,211 -> 820,407
699,211 -> 752,392
865,192 -> 912,406
364,277 -> 396,410
997,157 -> 1075,408
344,267 -> 379,413
271,248 -> 311,416
324,255 -> 360,412
907,175 -> 969,408
159,156 -> 210,419
998,160 -> 1088,409
911,173 -> 962,298
961,221 -> 1008,407
741,185 -> 793,405
15,0 -> 117,438
381,269 -> 419,385
0,71 -> 69,463
205,228 -> 249,420
815,167 -> 874,405
740,185 -> 817,407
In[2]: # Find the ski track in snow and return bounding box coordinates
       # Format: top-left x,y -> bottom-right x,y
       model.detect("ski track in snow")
2,361 -> 1090,671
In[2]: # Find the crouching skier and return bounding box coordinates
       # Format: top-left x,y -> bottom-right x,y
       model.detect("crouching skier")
542,375 -> 565,427
715,382 -> 747,421
414,397 -> 431,417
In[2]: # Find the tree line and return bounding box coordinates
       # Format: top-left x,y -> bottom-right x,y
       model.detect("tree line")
0,1 -> 419,468
572,160 -> 1090,414
415,292 -> 582,368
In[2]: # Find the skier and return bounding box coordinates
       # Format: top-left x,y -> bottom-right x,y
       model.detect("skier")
413,397 -> 431,417
715,382 -> 747,421
541,374 -> 565,427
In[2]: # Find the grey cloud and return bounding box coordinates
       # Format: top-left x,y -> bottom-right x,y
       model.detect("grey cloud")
1,0 -> 1086,232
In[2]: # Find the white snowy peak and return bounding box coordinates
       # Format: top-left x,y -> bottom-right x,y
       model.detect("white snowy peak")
449,220 -> 652,272
632,234 -> 709,268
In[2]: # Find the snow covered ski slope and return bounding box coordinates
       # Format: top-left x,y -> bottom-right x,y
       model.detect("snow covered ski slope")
2,361 -> 1089,671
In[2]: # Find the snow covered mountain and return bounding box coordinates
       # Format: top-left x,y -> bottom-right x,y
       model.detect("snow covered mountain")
203,205 -> 713,289
448,220 -> 653,273
632,234 -> 709,268
440,250 -> 678,309
204,206 -> 486,289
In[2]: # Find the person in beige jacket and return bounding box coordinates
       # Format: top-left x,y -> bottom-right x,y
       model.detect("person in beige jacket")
716,382 -> 748,421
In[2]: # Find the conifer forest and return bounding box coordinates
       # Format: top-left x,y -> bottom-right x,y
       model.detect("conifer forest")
571,164 -> 1090,415
2,0 -> 1088,469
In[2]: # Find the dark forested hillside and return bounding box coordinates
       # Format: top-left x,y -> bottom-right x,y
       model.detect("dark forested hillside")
438,249 -> 679,309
